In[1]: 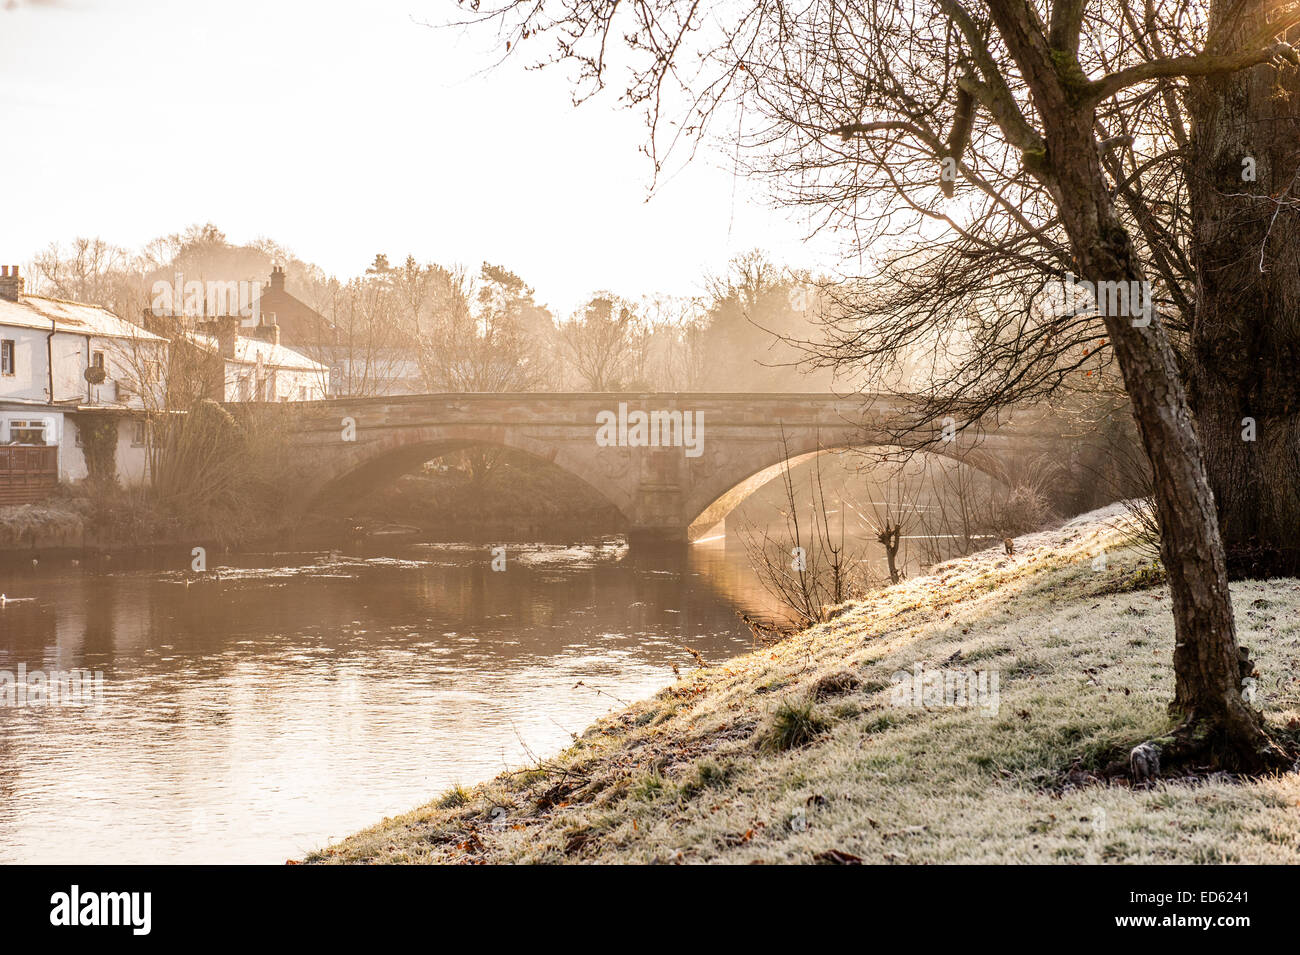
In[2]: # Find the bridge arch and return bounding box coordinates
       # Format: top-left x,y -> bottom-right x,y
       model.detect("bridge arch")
302,426 -> 635,523
681,437 -> 1012,541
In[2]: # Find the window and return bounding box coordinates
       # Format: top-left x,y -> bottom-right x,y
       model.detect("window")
7,419 -> 50,446
1,339 -> 13,376
91,350 -> 105,369
131,420 -> 146,447
298,385 -> 308,401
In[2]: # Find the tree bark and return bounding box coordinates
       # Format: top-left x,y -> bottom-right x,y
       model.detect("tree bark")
1187,3 -> 1300,579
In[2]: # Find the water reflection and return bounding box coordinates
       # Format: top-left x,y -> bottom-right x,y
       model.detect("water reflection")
0,536 -> 774,863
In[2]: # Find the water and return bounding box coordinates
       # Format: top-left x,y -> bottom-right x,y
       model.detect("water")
0,536 -> 776,864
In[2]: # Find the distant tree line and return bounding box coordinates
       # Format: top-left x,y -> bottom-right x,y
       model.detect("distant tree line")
26,226 -> 836,400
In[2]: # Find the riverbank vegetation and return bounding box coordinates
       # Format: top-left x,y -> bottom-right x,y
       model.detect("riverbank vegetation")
0,401 -> 304,552
307,506 -> 1300,864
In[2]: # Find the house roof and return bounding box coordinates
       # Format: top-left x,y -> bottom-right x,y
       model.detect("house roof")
183,331 -> 327,372
0,294 -> 167,342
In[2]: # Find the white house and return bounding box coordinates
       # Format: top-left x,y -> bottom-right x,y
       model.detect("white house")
182,318 -> 329,402
1,265 -> 168,501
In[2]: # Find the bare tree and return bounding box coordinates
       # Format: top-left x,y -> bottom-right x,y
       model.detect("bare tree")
415,263 -> 551,488
30,238 -> 130,306
392,254 -> 438,339
417,264 -> 547,393
852,464 -> 925,585
917,458 -> 994,566
326,274 -> 411,397
557,294 -> 636,390
661,308 -> 711,391
740,434 -> 864,626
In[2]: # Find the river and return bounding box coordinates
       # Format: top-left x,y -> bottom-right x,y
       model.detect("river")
0,535 -> 779,864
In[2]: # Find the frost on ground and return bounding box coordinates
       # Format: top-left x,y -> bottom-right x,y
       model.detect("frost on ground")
307,504 -> 1300,865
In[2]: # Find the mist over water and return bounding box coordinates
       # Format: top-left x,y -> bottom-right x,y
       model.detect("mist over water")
0,536 -> 776,864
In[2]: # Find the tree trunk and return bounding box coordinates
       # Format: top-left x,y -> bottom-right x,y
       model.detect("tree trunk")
1055,126 -> 1281,769
1187,3 -> 1300,579
983,0 -> 1288,768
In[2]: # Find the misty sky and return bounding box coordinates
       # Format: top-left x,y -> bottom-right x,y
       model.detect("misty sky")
0,0 -> 838,315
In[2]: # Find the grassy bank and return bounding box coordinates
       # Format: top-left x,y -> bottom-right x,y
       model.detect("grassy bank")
308,505 -> 1300,864
0,482 -> 313,555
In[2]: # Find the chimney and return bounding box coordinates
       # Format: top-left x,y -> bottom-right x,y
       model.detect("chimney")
216,315 -> 239,359
261,311 -> 281,346
0,265 -> 24,301
269,265 -> 285,293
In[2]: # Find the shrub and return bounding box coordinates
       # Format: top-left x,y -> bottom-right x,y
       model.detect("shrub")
761,698 -> 831,752
436,784 -> 471,809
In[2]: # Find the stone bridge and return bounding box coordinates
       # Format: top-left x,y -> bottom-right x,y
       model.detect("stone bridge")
279,393 -> 1049,543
